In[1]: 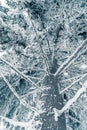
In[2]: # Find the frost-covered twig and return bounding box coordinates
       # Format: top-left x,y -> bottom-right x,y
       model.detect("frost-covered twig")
54,40 -> 87,76
53,80 -> 87,120
0,115 -> 34,127
68,115 -> 87,128
60,72 -> 87,94
1,73 -> 37,112
27,12 -> 50,74
39,44 -> 50,74
60,74 -> 82,83
0,58 -> 43,92
46,38 -> 52,55
36,74 -> 46,85
52,45 -> 55,63
21,67 -> 47,73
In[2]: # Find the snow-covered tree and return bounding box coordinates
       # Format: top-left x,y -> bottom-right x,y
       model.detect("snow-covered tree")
0,0 -> 87,130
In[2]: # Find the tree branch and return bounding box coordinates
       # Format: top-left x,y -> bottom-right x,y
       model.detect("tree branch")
0,115 -> 34,127
60,72 -> 87,94
53,80 -> 87,120
54,40 -> 87,76
27,12 -> 50,74
0,58 -> 43,92
60,74 -> 81,83
1,72 -> 37,112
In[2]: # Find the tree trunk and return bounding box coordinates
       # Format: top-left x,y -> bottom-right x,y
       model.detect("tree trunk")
40,75 -> 66,130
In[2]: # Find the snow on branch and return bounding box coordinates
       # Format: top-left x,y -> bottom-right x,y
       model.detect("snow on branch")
0,115 -> 34,127
54,40 -> 87,76
1,72 -> 37,112
60,72 -> 87,94
27,13 -> 50,74
0,58 -> 43,92
53,80 -> 87,121
60,74 -> 81,83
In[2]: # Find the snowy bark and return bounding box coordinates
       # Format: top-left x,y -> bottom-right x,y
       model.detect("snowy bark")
40,74 -> 66,130
54,81 -> 87,121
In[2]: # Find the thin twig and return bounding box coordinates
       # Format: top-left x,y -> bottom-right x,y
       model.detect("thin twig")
60,75 -> 81,83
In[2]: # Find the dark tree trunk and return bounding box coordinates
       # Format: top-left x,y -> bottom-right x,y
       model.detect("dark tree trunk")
40,75 -> 66,130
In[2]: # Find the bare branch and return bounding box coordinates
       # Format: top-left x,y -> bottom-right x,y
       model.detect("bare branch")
54,40 -> 87,76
